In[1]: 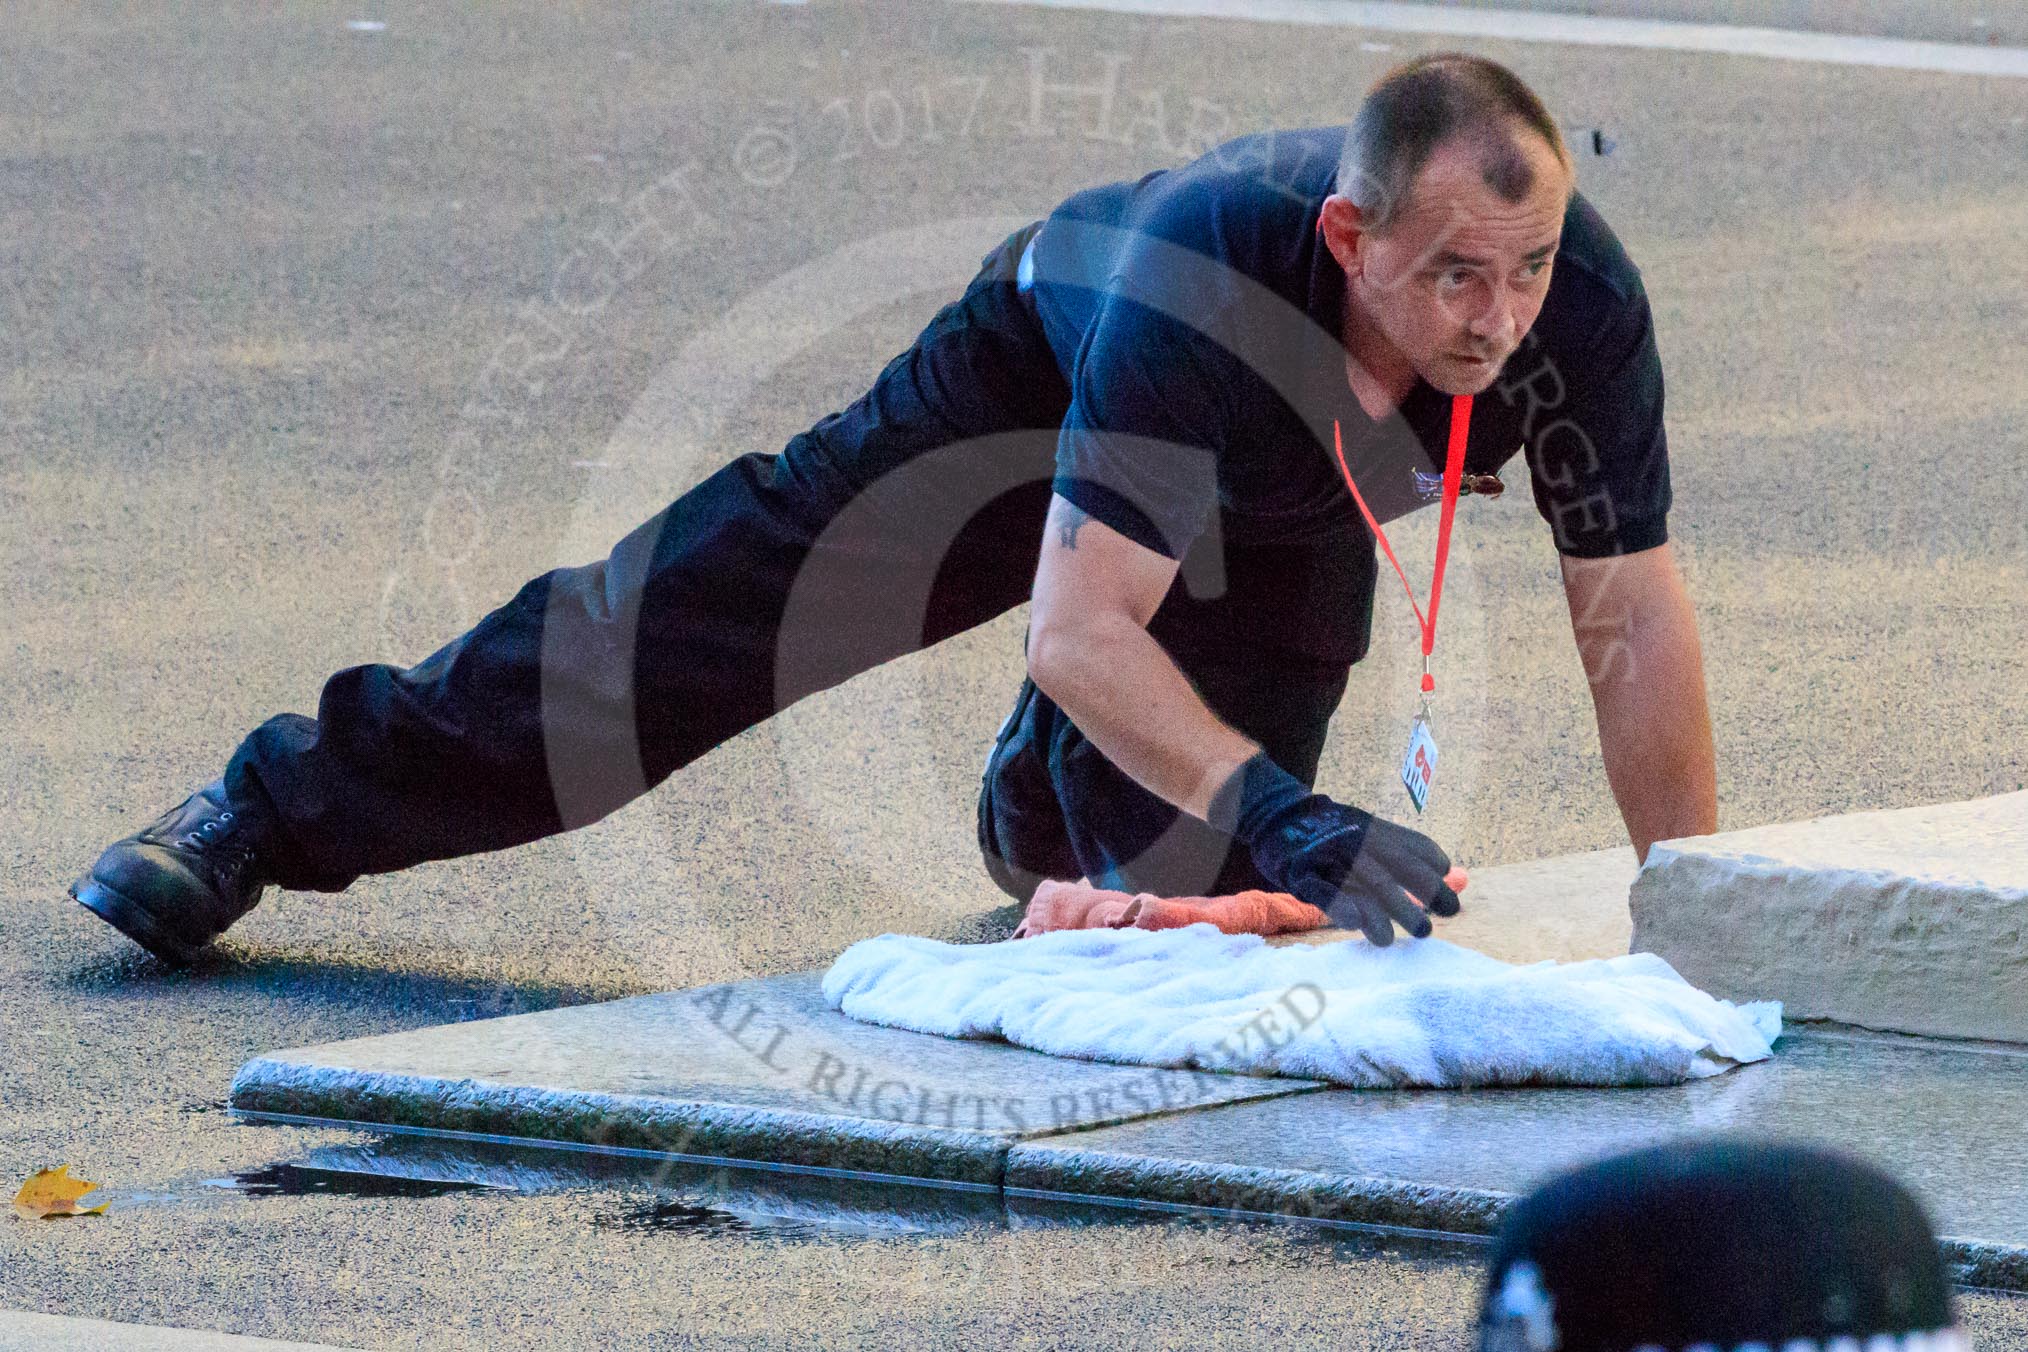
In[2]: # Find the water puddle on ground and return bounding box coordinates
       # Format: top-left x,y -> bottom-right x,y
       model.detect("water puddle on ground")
595,1197 -> 850,1239
205,1162 -> 505,1199
195,1126 -> 1485,1265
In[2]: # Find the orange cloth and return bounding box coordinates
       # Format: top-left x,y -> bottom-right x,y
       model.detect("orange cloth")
1012,879 -> 1328,939
1011,869 -> 1472,940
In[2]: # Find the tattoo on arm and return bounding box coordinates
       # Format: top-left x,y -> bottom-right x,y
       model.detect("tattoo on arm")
1056,504 -> 1089,550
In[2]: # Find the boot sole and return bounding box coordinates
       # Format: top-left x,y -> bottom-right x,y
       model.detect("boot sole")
70,876 -> 206,967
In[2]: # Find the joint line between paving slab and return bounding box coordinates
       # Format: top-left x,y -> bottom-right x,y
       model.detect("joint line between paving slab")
1019,1078 -> 1331,1140
227,1108 -> 1005,1195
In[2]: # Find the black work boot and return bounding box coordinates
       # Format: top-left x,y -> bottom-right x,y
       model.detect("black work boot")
69,780 -> 275,966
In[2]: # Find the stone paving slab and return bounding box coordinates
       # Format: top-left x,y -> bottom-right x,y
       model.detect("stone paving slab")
227,831 -> 2028,1288
1006,1025 -> 2028,1286
1633,790 -> 2028,1041
228,972 -> 1322,1187
0,1311 -> 359,1351
1270,845 -> 1639,963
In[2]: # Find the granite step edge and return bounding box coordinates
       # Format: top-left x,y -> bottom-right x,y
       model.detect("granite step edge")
227,1057 -> 1011,1187
1632,850 -> 2028,905
1002,1145 -> 1513,1236
1002,1145 -> 2028,1292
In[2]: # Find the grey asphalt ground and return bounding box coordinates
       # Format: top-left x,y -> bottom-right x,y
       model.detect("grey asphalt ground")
3,2 -> 2024,1347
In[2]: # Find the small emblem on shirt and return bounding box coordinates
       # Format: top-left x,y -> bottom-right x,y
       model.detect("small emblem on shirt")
1414,470 -> 1505,501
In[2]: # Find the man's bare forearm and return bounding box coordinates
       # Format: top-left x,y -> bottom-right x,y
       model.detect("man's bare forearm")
1026,611 -> 1259,822
1582,575 -> 1718,863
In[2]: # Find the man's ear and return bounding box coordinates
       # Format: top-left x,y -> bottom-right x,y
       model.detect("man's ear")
1318,193 -> 1367,277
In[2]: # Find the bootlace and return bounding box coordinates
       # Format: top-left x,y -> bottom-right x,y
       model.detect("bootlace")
179,812 -> 260,889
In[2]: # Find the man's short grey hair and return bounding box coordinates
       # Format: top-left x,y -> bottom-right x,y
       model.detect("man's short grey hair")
1336,53 -> 1572,232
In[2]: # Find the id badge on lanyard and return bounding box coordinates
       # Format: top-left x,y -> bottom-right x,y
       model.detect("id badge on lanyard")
1400,704 -> 1439,815
1332,394 -> 1472,816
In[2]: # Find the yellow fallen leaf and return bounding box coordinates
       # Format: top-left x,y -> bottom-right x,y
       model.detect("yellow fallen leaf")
12,1165 -> 110,1219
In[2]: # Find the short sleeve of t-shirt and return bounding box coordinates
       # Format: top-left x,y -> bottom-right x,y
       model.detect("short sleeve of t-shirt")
1052,293 -> 1235,559
1523,279 -> 1673,557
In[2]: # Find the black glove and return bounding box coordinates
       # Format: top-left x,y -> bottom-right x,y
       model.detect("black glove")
1217,752 -> 1460,946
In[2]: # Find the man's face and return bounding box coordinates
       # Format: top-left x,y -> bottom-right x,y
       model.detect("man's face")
1335,131 -> 1573,396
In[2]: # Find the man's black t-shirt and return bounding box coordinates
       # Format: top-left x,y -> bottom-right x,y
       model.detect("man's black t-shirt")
1023,124 -> 1671,665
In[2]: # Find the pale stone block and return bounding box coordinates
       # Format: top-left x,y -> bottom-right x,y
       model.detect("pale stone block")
1631,791 -> 2028,1041
1268,845 -> 1637,964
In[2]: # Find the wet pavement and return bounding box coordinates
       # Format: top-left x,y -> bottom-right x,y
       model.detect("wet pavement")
5,0 -> 2026,1346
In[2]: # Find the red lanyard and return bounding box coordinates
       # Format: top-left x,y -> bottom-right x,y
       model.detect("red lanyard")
1331,394 -> 1473,696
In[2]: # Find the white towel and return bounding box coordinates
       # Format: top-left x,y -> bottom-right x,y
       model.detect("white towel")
822,925 -> 1782,1089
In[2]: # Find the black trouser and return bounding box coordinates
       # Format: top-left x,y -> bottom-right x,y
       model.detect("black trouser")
224,223 -> 1348,900
975,658 -> 1348,904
